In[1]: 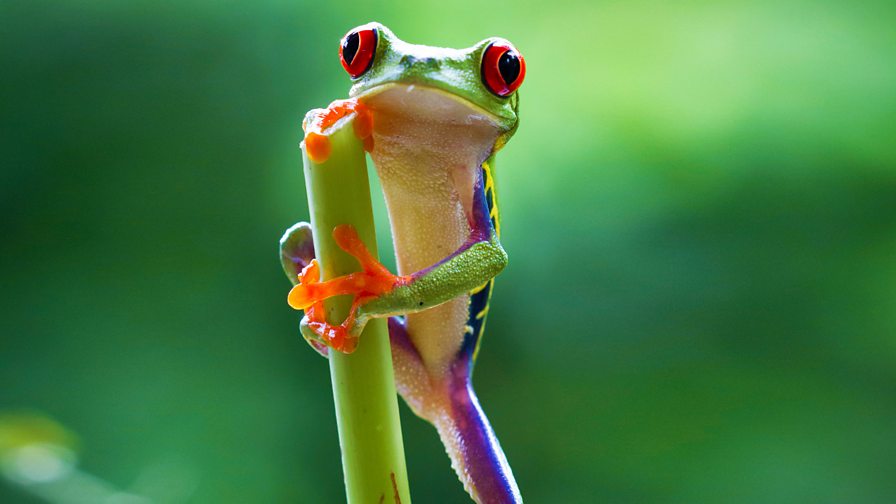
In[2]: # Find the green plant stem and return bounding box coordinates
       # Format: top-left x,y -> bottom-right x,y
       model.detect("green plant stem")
301,113 -> 412,504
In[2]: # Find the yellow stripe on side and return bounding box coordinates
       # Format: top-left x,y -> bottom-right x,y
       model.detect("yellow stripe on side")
472,279 -> 495,361
470,159 -> 500,362
482,160 -> 501,238
469,281 -> 490,295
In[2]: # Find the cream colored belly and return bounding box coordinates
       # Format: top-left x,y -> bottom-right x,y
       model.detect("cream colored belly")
372,152 -> 473,375
363,84 -> 500,375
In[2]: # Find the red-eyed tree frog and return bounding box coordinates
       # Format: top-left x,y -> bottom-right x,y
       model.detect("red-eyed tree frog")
280,22 -> 526,504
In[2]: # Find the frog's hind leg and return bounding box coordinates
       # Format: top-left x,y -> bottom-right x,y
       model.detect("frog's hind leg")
280,222 -> 331,356
433,358 -> 522,504
387,317 -> 432,417
389,318 -> 522,504
280,222 -> 316,284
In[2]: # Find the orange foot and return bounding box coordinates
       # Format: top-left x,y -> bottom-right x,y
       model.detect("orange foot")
289,225 -> 407,353
303,99 -> 374,164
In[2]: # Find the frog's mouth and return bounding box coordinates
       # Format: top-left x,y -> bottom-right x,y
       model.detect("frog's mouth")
357,83 -> 502,132
357,82 -> 502,191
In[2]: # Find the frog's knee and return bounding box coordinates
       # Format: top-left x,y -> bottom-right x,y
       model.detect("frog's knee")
280,222 -> 316,285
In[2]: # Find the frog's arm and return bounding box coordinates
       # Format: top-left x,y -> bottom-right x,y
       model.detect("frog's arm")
287,163 -> 507,343
366,164 -> 506,315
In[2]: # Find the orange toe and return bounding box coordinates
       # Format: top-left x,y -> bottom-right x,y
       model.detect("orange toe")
332,224 -> 402,285
287,283 -> 316,310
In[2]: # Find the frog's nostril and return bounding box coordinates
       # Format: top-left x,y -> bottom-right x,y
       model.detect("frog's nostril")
401,55 -> 437,69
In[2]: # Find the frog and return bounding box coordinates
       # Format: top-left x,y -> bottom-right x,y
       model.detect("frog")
280,22 -> 526,504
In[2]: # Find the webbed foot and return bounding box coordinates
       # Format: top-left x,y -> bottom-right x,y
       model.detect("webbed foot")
288,224 -> 407,354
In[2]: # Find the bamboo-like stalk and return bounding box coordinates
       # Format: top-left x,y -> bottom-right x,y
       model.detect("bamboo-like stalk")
301,111 -> 412,504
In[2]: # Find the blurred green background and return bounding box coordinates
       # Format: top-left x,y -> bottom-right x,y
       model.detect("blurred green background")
2,0 -> 895,502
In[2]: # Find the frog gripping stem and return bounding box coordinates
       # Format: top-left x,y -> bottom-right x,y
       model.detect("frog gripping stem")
291,98 -> 411,503
288,224 -> 407,353
286,227 -> 399,312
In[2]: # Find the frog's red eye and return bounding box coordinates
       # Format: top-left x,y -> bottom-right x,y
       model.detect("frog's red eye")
481,40 -> 525,97
339,27 -> 378,79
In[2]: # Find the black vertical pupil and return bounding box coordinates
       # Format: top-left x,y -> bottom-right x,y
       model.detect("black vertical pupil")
497,51 -> 521,84
343,32 -> 360,65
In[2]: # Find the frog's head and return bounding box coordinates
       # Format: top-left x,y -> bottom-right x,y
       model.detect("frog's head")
338,22 -> 525,149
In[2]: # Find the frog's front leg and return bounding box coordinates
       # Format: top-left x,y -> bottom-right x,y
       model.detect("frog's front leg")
287,168 -> 506,353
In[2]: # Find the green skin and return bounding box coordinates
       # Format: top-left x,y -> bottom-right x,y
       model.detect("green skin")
283,22 -> 524,504
348,23 -> 520,134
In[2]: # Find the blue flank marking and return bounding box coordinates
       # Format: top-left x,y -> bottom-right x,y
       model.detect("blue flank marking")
459,163 -> 498,364
460,280 -> 493,362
